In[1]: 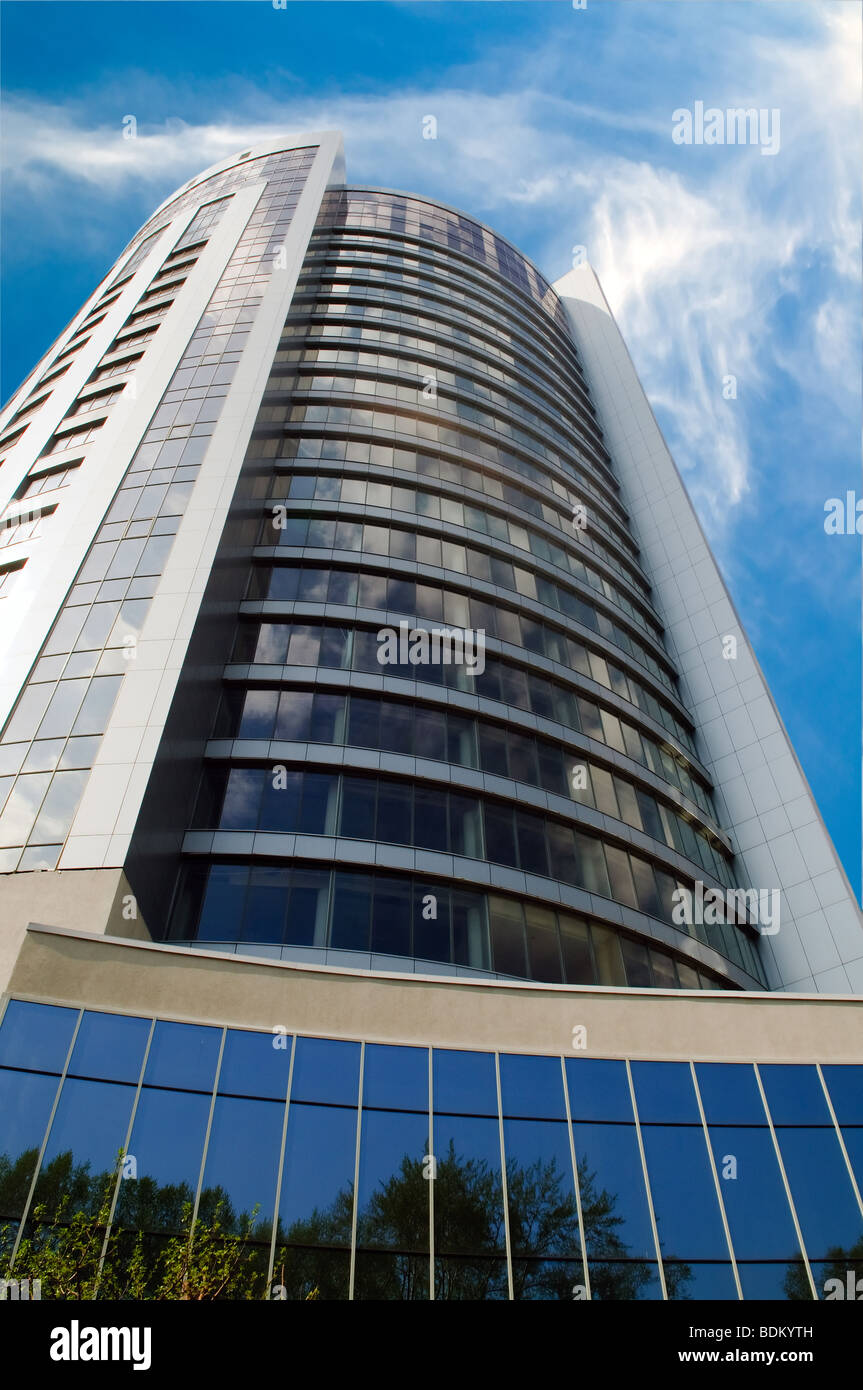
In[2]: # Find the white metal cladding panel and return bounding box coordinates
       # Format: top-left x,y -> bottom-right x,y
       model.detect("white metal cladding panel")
554,264 -> 863,995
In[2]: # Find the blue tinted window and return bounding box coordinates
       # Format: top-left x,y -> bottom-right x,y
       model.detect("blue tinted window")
503,1118 -> 579,1270
433,1049 -> 497,1116
759,1065 -> 831,1125
67,1011 -> 150,1084
143,1021 -> 221,1093
199,1096 -> 284,1238
219,1028 -> 292,1100
434,1114 -> 505,1254
811,1260 -> 863,1302
630,1062 -> 700,1123
706,1127 -> 802,1260
736,1261 -> 812,1301
0,1070 -> 59,1217
840,1126 -> 863,1192
822,1066 -> 863,1124
290,1037 -> 360,1105
357,1109 -> 429,1250
279,1103 -> 356,1247
640,1126 -> 730,1259
115,1088 -> 211,1233
511,1256 -> 583,1302
588,1260 -> 663,1301
566,1059 -> 633,1122
573,1122 -> 656,1261
363,1044 -> 428,1111
35,1077 -> 136,1214
0,1000 -> 77,1073
665,1261 -> 738,1300
695,1063 -> 766,1125
773,1128 -> 863,1258
499,1054 -> 565,1119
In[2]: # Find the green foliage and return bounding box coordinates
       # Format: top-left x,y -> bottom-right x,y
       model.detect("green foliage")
2,1150 -> 269,1301
3,1138 -> 825,1301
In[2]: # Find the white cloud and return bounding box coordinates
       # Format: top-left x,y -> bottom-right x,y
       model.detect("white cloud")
1,2 -> 858,548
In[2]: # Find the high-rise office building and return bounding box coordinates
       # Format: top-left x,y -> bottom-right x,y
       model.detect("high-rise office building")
0,134 -> 860,1301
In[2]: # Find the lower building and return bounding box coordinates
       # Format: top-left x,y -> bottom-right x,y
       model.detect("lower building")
1,921 -> 861,1300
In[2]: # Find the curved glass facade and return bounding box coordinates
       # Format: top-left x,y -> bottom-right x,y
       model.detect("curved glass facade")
163,187 -> 765,990
1,999 -> 860,1300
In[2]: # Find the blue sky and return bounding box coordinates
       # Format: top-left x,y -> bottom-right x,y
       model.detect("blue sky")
1,0 -> 860,896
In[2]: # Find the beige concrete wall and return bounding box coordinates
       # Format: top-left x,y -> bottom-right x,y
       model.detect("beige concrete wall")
5,924 -> 862,1063
0,872 -> 150,995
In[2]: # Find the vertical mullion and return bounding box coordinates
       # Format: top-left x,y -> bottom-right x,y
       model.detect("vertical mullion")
689,1060 -> 742,1300
188,1025 -> 227,1255
494,1052 -> 514,1301
816,1063 -> 863,1219
348,1039 -> 365,1300
753,1062 -> 817,1300
625,1058 -> 668,1300
95,1016 -> 156,1293
267,1031 -> 297,1294
560,1054 -> 591,1300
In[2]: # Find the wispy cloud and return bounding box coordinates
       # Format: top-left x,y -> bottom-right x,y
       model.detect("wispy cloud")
1,1 -> 859,552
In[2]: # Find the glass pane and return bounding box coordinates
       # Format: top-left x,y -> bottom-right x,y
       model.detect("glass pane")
821,1066 -> 863,1124
142,1021 -> 221,1093
502,1118 -> 579,1269
772,1128 -> 863,1259
363,1045 -> 428,1111
67,1011 -> 150,1084
664,1260 -> 738,1300
695,1063 -> 766,1124
499,1054 -> 565,1120
115,1088 -> 211,1233
434,1114 -> 505,1262
630,1062 -> 701,1123
489,896 -> 526,977
559,914 -> 594,985
759,1065 -> 833,1125
34,1077 -> 136,1216
736,1260 -> 812,1301
330,872 -> 372,950
706,1126 -> 802,1262
218,1028 -> 292,1100
198,1095 -> 283,1240
525,905 -> 563,983
566,1059 -> 634,1123
0,1069 -> 59,1219
640,1126 -> 731,1260
0,1000 -> 78,1073
433,1050 -> 497,1117
290,1038 -> 360,1106
573,1121 -> 660,1297
197,864 -> 249,940
240,865 -> 289,942
355,1109 -> 430,1298
278,1101 -> 356,1263
370,878 -> 411,956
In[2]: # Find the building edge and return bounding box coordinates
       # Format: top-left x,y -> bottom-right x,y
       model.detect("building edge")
554,264 -> 863,994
